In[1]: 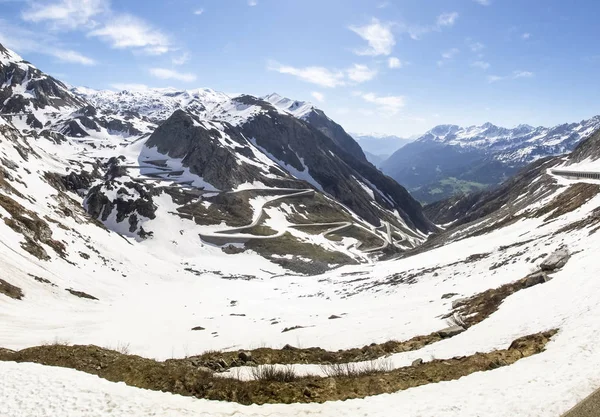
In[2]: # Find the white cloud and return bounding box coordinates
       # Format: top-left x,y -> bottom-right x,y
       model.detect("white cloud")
149,68 -> 196,82
377,2 -> 390,8
248,0 -> 257,5
473,0 -> 491,5
268,61 -> 345,88
194,8 -> 204,15
404,12 -> 460,40
487,75 -> 505,83
469,41 -> 485,52
172,52 -> 190,66
513,70 -> 534,78
442,48 -> 460,59
522,32 -> 531,39
349,18 -> 395,56
346,64 -> 377,83
471,60 -> 490,70
52,49 -> 96,65
110,83 -> 150,91
21,0 -> 108,30
88,14 -> 172,55
360,92 -> 405,114
0,20 -> 96,65
311,92 -> 325,102
487,71 -> 534,83
388,57 -> 402,69
437,12 -> 459,27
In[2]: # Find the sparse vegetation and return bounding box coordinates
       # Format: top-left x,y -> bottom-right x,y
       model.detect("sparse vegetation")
191,332 -> 446,367
319,358 -> 394,378
0,330 -> 557,405
250,365 -> 297,382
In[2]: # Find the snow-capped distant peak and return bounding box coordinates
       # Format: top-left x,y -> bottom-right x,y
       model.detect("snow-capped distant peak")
73,86 -> 232,122
262,92 -> 316,119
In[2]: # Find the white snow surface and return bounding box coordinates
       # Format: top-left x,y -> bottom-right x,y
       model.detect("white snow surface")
2,159 -> 600,416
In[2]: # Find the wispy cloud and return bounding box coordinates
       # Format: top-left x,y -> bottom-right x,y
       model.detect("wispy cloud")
471,60 -> 490,70
442,48 -> 460,59
522,32 -> 531,39
359,92 -> 406,115
376,2 -> 390,8
22,0 -> 178,57
487,75 -> 505,83
268,61 -> 379,87
193,8 -> 204,15
149,68 -> 196,82
487,70 -> 534,83
404,12 -> 460,40
172,52 -> 190,66
346,64 -> 378,83
437,12 -> 459,27
311,92 -> 325,102
52,49 -> 96,65
268,61 -> 345,88
349,18 -> 395,56
469,41 -> 485,52
248,0 -> 257,5
388,57 -> 402,69
21,0 -> 108,30
89,14 -> 172,55
473,0 -> 491,5
438,48 -> 459,66
513,70 -> 534,78
0,19 -> 96,65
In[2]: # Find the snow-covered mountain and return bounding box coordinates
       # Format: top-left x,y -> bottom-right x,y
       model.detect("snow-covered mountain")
0,42 -> 435,278
2,41 -> 600,417
382,118 -> 600,203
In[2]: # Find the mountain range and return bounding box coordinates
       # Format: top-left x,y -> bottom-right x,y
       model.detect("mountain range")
0,42 -> 435,276
381,118 -> 600,203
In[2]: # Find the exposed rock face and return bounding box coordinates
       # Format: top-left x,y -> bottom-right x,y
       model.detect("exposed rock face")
145,104 -> 435,234
238,100 -> 434,233
146,110 -> 288,190
524,271 -> 550,288
0,45 -> 84,117
567,128 -> 600,164
540,247 -> 570,271
437,325 -> 465,338
303,108 -> 367,163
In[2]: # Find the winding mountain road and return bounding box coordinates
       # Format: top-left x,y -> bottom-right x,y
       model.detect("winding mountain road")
124,163 -> 407,252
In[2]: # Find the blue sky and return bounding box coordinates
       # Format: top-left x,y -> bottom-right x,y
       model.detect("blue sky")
1,0 -> 599,137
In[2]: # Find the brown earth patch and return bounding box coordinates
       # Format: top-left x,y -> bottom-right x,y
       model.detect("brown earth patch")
0,330 -> 556,405
0,193 -> 66,260
448,271 -> 550,327
532,183 -> 600,221
246,232 -> 354,275
194,332 -> 444,367
0,278 -> 23,300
